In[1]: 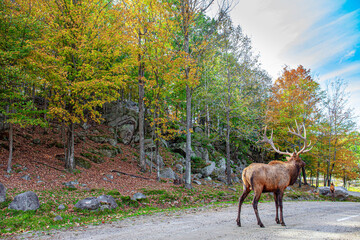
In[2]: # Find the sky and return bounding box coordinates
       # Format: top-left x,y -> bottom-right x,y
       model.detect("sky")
229,0 -> 360,127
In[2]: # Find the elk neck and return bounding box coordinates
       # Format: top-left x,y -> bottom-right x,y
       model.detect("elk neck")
285,159 -> 302,186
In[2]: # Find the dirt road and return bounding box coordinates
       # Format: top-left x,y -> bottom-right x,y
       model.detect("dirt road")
22,201 -> 360,240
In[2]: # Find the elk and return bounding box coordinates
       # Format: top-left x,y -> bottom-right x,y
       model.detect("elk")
236,123 -> 313,228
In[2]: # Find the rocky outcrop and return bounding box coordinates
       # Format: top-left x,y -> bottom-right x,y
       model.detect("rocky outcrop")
8,191 -> 40,211
103,101 -> 139,145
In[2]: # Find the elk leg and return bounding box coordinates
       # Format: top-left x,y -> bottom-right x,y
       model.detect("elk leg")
236,187 -> 251,227
279,191 -> 286,226
274,192 -> 280,224
252,191 -> 264,228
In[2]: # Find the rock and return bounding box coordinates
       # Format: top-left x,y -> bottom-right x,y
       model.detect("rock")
200,161 -> 216,177
97,195 -> 118,209
229,188 -> 237,192
169,142 -> 195,158
318,186 -> 349,200
144,139 -> 156,151
97,145 -> 121,158
88,135 -> 107,143
81,122 -> 91,130
175,164 -> 184,174
204,176 -> 212,181
193,146 -> 209,163
0,183 -> 6,202
74,197 -> 100,210
74,156 -> 92,169
100,205 -> 111,211
160,168 -> 176,180
62,180 -> 78,189
145,151 -> 164,169
8,191 -> 40,211
105,174 -> 114,180
193,173 -> 202,180
58,204 -> 66,210
131,193 -> 147,201
193,180 -> 202,185
21,174 -> 31,181
54,215 -> 63,221
118,124 -> 135,144
108,138 -> 117,147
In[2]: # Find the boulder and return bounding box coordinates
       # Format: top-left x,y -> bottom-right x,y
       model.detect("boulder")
0,183 -> 6,202
8,191 -> 40,211
131,192 -> 147,201
97,195 -> 118,209
54,215 -> 63,221
201,161 -> 216,177
160,168 -> 176,179
74,197 -> 100,210
318,186 -> 349,200
58,204 -> 66,210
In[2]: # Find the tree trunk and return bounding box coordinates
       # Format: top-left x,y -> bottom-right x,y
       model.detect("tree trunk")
7,122 -> 13,173
206,104 -> 210,137
138,32 -> 146,172
302,166 -> 308,185
65,122 -> 75,171
316,160 -> 320,188
226,89 -> 231,185
185,84 -> 192,189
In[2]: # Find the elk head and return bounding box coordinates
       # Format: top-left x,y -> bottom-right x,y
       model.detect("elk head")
261,121 -> 313,168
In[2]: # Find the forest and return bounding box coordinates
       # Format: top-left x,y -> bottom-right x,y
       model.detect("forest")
1,0 -> 359,191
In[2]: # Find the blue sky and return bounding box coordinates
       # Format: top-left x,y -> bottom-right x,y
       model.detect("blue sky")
229,0 -> 360,127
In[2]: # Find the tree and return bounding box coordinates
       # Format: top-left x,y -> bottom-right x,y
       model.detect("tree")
0,0 -> 45,173
266,65 -> 323,185
32,0 -> 127,171
173,0 -> 232,189
322,78 -> 356,186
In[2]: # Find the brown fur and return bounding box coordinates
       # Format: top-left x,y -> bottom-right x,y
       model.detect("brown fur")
236,153 -> 305,228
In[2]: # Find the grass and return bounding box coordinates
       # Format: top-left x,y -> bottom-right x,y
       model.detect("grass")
348,186 -> 360,192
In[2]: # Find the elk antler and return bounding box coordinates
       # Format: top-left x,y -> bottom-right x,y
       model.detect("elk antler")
287,121 -> 313,155
261,126 -> 292,156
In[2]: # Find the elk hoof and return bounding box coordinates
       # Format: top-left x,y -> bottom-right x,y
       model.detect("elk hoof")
259,223 -> 265,228
275,218 -> 280,224
281,222 -> 286,226
236,221 -> 241,227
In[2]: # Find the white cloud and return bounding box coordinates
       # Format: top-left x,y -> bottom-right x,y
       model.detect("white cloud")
340,50 -> 356,63
320,63 -> 360,82
230,0 -> 344,78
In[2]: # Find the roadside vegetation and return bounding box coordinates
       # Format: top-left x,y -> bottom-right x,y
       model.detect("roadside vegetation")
1,182 -> 359,237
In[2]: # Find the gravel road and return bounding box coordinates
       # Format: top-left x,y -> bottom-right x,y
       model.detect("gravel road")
20,201 -> 360,240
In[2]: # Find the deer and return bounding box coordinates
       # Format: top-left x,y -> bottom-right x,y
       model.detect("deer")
236,123 -> 313,228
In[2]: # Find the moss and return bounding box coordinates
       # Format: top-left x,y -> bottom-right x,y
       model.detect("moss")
74,156 -> 92,169
80,152 -> 104,164
191,156 -> 208,169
